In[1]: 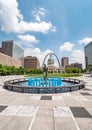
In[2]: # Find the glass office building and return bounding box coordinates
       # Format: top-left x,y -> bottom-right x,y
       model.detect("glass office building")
2,40 -> 24,66
84,42 -> 92,68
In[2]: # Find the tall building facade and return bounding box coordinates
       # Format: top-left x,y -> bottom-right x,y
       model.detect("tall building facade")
84,42 -> 92,68
61,57 -> 69,68
24,56 -> 40,69
0,48 -> 2,52
2,40 -> 24,66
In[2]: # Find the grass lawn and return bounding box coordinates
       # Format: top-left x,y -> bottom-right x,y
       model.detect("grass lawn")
26,73 -> 82,78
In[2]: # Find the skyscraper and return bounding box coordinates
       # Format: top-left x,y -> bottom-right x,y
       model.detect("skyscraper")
2,40 -> 24,66
84,42 -> 92,68
61,57 -> 69,68
61,57 -> 69,72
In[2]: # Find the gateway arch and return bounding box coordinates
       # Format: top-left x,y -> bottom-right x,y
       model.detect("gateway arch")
42,52 -> 61,69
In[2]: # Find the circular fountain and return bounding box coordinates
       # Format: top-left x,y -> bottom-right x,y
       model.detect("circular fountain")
4,77 -> 85,93
3,53 -> 85,94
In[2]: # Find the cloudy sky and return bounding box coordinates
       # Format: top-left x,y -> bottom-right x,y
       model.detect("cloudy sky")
0,0 -> 92,68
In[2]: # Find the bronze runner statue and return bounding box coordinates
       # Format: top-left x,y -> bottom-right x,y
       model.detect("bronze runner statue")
43,64 -> 48,82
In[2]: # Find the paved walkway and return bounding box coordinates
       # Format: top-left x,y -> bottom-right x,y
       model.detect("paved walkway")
0,74 -> 92,130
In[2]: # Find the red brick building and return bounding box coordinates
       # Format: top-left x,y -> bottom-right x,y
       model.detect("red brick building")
0,48 -> 2,52
66,63 -> 82,70
24,56 -> 40,69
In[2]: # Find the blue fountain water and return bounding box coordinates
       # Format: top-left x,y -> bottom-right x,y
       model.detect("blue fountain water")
28,77 -> 62,87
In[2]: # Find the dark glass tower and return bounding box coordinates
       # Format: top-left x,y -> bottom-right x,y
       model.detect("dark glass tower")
2,40 -> 24,66
84,42 -> 92,68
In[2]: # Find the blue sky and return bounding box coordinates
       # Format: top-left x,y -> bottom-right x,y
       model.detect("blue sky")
0,0 -> 92,68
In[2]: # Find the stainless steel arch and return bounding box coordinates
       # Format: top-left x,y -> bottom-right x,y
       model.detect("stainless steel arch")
42,52 -> 61,68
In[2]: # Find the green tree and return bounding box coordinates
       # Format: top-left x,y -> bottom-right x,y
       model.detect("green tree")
0,64 -> 3,75
65,67 -> 81,73
87,64 -> 92,72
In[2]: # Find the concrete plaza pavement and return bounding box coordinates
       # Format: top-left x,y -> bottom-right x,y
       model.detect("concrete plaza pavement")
0,74 -> 92,130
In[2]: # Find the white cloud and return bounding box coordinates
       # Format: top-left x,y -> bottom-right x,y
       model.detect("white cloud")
24,47 -> 53,66
0,0 -> 56,33
78,37 -> 92,45
18,34 -> 39,43
0,0 -> 23,32
17,41 -> 34,48
70,50 -> 85,68
32,7 -> 48,22
59,42 -> 74,51
15,21 -> 56,33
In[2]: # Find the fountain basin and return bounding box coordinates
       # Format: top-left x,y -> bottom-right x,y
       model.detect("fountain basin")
28,78 -> 62,87
4,77 -> 85,93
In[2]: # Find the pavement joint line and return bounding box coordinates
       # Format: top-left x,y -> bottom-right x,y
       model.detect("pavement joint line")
53,106 -> 72,117
28,106 -> 39,130
52,106 -> 55,130
0,75 -> 92,129
69,108 -> 80,130
0,105 -> 23,116
2,116 -> 14,130
0,105 -> 41,117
